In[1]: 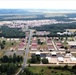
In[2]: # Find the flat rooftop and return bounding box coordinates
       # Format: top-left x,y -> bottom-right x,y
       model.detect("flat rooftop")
67,41 -> 76,45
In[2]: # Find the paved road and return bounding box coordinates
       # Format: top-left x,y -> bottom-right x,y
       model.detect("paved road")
21,63 -> 76,67
15,30 -> 33,75
15,68 -> 22,75
29,64 -> 76,66
22,30 -> 33,70
52,40 -> 58,51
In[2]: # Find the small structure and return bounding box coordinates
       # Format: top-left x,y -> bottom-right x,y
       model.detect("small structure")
46,57 -> 51,62
31,46 -> 37,50
31,43 -> 37,50
57,57 -> 64,62
18,42 -> 25,50
48,45 -> 54,51
47,40 -> 52,45
67,41 -> 76,48
35,51 -> 41,55
65,53 -> 72,57
70,57 -> 76,61
51,51 -> 57,56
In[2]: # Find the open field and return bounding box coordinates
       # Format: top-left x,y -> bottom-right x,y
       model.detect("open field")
4,41 -> 20,50
0,51 -> 4,57
23,66 -> 76,75
72,53 -> 76,57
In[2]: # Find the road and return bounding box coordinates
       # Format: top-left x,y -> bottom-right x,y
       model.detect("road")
28,63 -> 76,66
15,30 -> 33,75
20,63 -> 76,67
52,40 -> 58,51
22,30 -> 33,70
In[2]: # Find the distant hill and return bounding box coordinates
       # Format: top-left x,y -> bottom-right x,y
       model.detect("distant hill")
0,9 -> 76,15
0,9 -> 28,14
0,9 -> 76,21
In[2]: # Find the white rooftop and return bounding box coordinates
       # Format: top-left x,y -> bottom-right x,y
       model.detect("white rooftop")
70,57 -> 76,61
46,57 -> 51,60
67,41 -> 76,45
57,57 -> 64,62
51,51 -> 57,55
36,52 -> 40,55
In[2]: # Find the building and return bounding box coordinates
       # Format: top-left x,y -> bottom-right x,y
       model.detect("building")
67,41 -> 76,48
31,43 -> 38,50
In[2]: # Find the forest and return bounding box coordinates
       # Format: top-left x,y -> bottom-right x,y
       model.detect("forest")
0,54 -> 23,75
32,22 -> 76,32
0,26 -> 25,38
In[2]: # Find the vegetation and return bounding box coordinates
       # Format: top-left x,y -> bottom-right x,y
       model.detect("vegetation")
28,54 -> 41,64
19,65 -> 76,75
42,58 -> 48,64
0,22 -> 76,38
33,23 -> 76,32
0,40 -> 6,49
32,22 -> 76,37
0,54 -> 23,75
28,54 -> 49,64
0,63 -> 20,75
0,40 -> 20,51
0,53 -> 23,63
0,26 -> 25,38
38,39 -> 44,45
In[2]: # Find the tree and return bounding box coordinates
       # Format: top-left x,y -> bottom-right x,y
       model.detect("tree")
1,55 -> 9,63
11,42 -> 14,45
42,58 -> 48,64
63,65 -> 68,70
28,64 -> 31,67
1,73 -> 7,75
65,36 -> 68,40
71,65 -> 76,74
19,72 -> 26,75
72,65 -> 76,70
64,46 -> 68,50
36,55 -> 41,63
0,59 -> 19,75
60,37 -> 63,40
1,43 -> 4,49
2,40 -> 6,45
16,56 -> 21,62
13,53 -> 17,63
31,54 -> 37,63
9,55 -> 12,63
7,63 -> 17,75
38,39 -> 41,44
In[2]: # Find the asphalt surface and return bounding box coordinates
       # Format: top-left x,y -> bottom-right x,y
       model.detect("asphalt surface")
22,30 -> 33,70
52,40 -> 58,51
15,30 -> 33,75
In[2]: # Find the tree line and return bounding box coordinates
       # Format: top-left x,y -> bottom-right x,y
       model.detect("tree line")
0,54 -> 23,75
0,40 -> 6,50
0,63 -> 19,75
0,26 -> 25,38
0,53 -> 23,63
33,22 -> 76,32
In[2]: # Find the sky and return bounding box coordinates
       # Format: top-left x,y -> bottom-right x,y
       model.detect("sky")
0,0 -> 76,9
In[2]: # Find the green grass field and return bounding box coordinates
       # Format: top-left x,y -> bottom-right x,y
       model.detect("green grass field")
3,41 -> 20,50
25,66 -> 75,75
